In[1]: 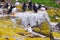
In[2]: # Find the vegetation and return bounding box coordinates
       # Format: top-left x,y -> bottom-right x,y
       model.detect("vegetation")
32,0 -> 60,8
12,0 -> 60,8
33,21 -> 50,35
47,9 -> 60,22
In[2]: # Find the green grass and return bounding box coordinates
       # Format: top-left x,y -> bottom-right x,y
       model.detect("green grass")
12,0 -> 60,8
32,0 -> 60,8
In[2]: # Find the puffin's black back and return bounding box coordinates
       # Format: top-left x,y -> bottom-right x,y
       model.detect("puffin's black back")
7,5 -> 15,14
33,4 -> 38,13
22,2 -> 27,12
38,4 -> 41,10
0,5 -> 3,8
28,2 -> 32,10
3,3 -> 9,9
